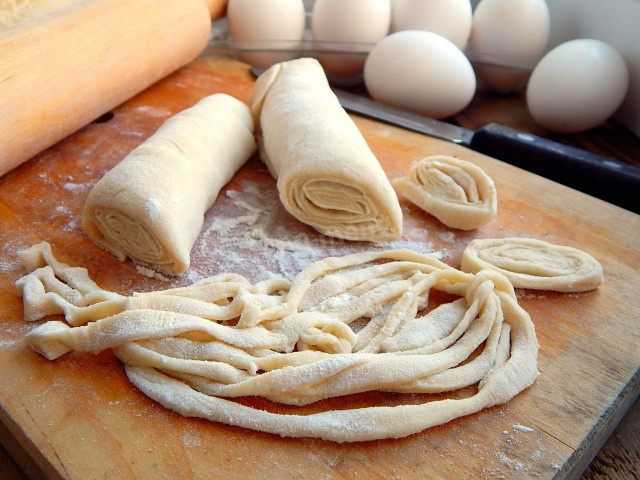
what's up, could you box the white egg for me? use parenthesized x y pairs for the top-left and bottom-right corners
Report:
(527, 39), (629, 133)
(467, 0), (550, 90)
(364, 30), (476, 119)
(391, 0), (472, 50)
(227, 0), (305, 68)
(312, 0), (391, 77)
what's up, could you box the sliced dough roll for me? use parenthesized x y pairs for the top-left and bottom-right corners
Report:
(83, 94), (256, 276)
(393, 155), (497, 230)
(251, 58), (402, 242)
(461, 237), (604, 292)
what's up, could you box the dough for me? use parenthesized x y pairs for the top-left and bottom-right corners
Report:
(393, 155), (497, 230)
(461, 237), (604, 292)
(17, 242), (539, 442)
(83, 94), (256, 275)
(251, 58), (403, 242)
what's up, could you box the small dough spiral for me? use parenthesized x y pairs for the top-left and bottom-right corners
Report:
(17, 242), (538, 443)
(461, 237), (604, 292)
(393, 155), (497, 230)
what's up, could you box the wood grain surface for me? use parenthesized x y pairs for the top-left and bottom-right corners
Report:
(582, 398), (640, 480)
(0, 55), (639, 480)
(451, 85), (640, 480)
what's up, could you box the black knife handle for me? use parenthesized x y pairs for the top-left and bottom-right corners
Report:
(470, 123), (640, 214)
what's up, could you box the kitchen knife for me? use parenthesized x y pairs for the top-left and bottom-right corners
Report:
(334, 88), (640, 214)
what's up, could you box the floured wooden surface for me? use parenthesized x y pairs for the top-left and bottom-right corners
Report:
(0, 55), (639, 479)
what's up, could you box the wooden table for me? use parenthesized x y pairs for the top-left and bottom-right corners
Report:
(0, 58), (638, 479)
(455, 87), (640, 480)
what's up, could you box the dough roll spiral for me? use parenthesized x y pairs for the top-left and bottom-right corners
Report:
(251, 58), (403, 242)
(83, 94), (256, 275)
(461, 237), (604, 292)
(393, 155), (497, 230)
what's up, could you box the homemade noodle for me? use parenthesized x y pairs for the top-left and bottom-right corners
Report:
(17, 242), (539, 442)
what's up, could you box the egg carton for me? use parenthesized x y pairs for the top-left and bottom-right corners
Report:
(204, 3), (538, 85)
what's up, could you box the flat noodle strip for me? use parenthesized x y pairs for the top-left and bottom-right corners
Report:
(17, 242), (539, 442)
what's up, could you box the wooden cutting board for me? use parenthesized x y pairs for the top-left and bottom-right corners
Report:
(0, 55), (638, 480)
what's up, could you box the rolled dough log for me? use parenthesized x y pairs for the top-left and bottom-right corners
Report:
(251, 58), (403, 242)
(83, 93), (256, 275)
(393, 155), (497, 230)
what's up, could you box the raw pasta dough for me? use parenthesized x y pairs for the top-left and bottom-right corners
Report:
(17, 242), (539, 443)
(251, 58), (403, 242)
(461, 237), (604, 292)
(83, 94), (256, 276)
(393, 155), (497, 230)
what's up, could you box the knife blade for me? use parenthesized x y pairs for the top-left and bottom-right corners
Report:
(334, 88), (640, 214)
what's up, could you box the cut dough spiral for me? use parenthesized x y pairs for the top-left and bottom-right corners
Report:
(393, 155), (497, 230)
(461, 237), (604, 292)
(251, 58), (403, 242)
(83, 94), (256, 276)
(17, 242), (539, 442)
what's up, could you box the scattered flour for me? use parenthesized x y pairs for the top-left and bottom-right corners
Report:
(62, 217), (81, 233)
(0, 323), (33, 350)
(63, 182), (90, 195)
(53, 205), (81, 232)
(135, 105), (171, 118)
(0, 338), (23, 349)
(136, 264), (170, 282)
(37, 171), (52, 184)
(185, 269), (204, 285)
(496, 453), (525, 472)
(513, 424), (535, 433)
(203, 213), (260, 235)
(190, 181), (447, 282)
(120, 130), (145, 138)
(563, 292), (590, 299)
(0, 237), (29, 274)
(438, 230), (456, 243)
(54, 205), (71, 215)
(180, 431), (202, 448)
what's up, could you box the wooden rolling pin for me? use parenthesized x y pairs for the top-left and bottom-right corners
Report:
(0, 0), (227, 177)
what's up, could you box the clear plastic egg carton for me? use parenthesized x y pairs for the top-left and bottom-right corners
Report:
(204, 0), (538, 86)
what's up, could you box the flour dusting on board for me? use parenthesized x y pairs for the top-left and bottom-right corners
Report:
(190, 181), (448, 282)
(134, 105), (171, 118)
(63, 182), (90, 195)
(513, 424), (535, 433)
(0, 237), (29, 274)
(53, 205), (82, 232)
